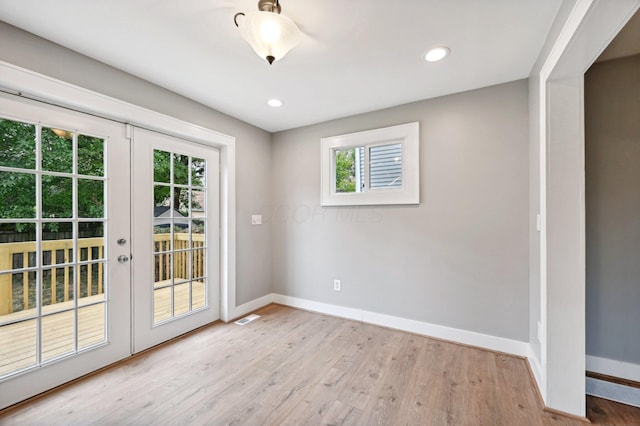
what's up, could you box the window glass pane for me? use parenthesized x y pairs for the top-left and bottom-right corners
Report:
(0, 319), (37, 376)
(0, 119), (36, 169)
(78, 303), (105, 349)
(42, 267), (74, 313)
(192, 249), (206, 279)
(78, 179), (104, 218)
(173, 251), (189, 284)
(173, 153), (189, 185)
(79, 263), (104, 305)
(192, 280), (206, 310)
(2, 271), (36, 317)
(154, 184), (171, 215)
(190, 189), (205, 217)
(191, 220), (205, 249)
(42, 222), (73, 266)
(154, 253), (172, 285)
(154, 222), (172, 252)
(79, 222), (105, 261)
(0, 222), (36, 271)
(153, 149), (171, 183)
(369, 143), (402, 189)
(176, 187), (190, 218)
(42, 175), (72, 218)
(0, 171), (36, 219)
(41, 311), (75, 362)
(334, 148), (357, 193)
(174, 281), (190, 316)
(153, 286), (172, 323)
(77, 135), (104, 176)
(42, 127), (73, 173)
(191, 157), (206, 187)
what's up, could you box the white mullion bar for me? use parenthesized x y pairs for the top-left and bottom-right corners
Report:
(103, 134), (109, 346)
(72, 131), (79, 354)
(35, 124), (42, 366)
(169, 152), (175, 318)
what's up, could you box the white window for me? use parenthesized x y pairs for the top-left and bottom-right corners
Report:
(321, 122), (419, 206)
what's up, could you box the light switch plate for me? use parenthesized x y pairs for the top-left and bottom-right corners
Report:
(251, 215), (262, 225)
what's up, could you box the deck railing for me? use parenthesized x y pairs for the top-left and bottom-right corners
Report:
(0, 233), (205, 316)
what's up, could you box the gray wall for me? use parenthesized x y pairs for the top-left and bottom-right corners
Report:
(0, 22), (272, 306)
(271, 80), (530, 341)
(585, 54), (640, 365)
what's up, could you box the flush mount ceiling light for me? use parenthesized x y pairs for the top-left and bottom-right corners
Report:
(425, 46), (450, 62)
(234, 0), (301, 65)
(267, 98), (283, 107)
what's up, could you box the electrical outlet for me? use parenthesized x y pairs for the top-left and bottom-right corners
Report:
(333, 279), (341, 292)
(251, 215), (262, 225)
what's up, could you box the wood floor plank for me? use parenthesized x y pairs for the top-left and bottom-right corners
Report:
(1, 304), (639, 425)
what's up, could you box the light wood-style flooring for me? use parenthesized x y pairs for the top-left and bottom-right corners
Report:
(1, 304), (639, 425)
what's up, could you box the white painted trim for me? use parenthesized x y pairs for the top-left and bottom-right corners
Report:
(0, 60), (237, 325)
(230, 294), (274, 322)
(528, 344), (544, 394)
(535, 0), (597, 407)
(320, 122), (420, 206)
(586, 377), (640, 408)
(587, 356), (640, 383)
(272, 294), (528, 357)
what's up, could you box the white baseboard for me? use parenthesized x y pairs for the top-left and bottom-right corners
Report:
(586, 355), (640, 383)
(271, 294), (528, 357)
(586, 377), (640, 408)
(527, 345), (546, 402)
(229, 293), (274, 321)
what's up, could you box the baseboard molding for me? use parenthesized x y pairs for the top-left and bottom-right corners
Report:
(586, 355), (640, 383)
(527, 345), (546, 403)
(229, 293), (274, 322)
(586, 376), (640, 408)
(271, 294), (528, 357)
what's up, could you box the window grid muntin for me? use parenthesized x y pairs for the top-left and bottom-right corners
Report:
(0, 117), (109, 381)
(152, 149), (207, 325)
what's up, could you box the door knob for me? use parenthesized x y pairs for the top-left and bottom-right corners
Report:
(118, 255), (129, 263)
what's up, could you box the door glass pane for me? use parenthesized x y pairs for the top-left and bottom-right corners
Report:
(0, 319), (37, 377)
(42, 175), (73, 218)
(173, 154), (189, 185)
(0, 171), (36, 218)
(41, 127), (73, 174)
(153, 150), (207, 324)
(0, 119), (36, 169)
(41, 311), (75, 362)
(78, 179), (104, 218)
(0, 116), (109, 378)
(77, 135), (104, 176)
(78, 303), (105, 349)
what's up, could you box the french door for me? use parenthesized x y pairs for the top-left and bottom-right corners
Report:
(131, 128), (219, 352)
(0, 93), (131, 409)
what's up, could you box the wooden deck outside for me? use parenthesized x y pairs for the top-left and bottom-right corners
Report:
(0, 280), (205, 377)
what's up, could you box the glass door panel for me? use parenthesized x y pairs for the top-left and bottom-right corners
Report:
(0, 92), (131, 410)
(132, 128), (219, 353)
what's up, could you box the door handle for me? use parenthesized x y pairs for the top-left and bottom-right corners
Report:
(118, 255), (130, 263)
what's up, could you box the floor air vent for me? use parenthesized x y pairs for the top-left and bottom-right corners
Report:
(235, 314), (260, 325)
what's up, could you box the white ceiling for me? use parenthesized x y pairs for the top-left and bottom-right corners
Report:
(0, 0), (562, 132)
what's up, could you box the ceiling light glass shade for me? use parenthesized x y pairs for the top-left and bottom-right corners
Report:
(238, 11), (301, 64)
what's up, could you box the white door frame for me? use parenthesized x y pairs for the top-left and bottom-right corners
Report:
(0, 61), (239, 323)
(534, 0), (640, 416)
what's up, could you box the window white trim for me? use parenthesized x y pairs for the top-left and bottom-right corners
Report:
(320, 122), (419, 206)
(0, 60), (237, 323)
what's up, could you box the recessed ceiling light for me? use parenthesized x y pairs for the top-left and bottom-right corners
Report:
(425, 47), (450, 62)
(268, 99), (283, 107)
